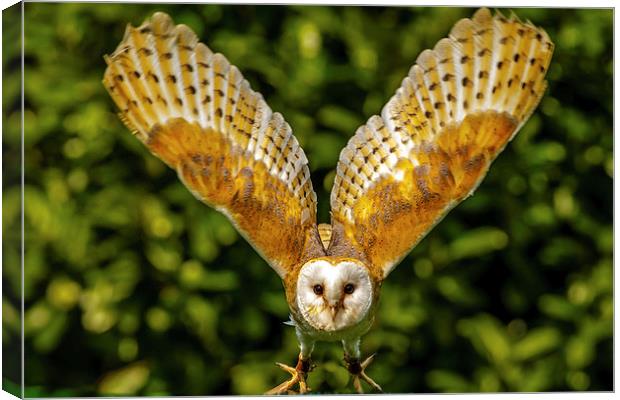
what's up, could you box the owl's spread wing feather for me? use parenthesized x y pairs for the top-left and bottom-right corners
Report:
(328, 8), (554, 279)
(103, 12), (324, 278)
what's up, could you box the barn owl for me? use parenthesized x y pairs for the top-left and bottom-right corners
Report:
(103, 8), (553, 394)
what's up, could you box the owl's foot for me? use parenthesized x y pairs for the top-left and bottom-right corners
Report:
(265, 356), (313, 395)
(345, 353), (383, 394)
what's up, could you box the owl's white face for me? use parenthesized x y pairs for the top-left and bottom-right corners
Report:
(296, 258), (373, 332)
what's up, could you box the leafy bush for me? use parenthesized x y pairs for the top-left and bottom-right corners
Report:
(3, 4), (612, 395)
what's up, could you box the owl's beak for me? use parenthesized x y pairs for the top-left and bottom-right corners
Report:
(328, 301), (342, 319)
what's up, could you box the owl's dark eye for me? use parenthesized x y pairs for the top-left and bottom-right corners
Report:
(313, 284), (324, 295)
(344, 283), (355, 294)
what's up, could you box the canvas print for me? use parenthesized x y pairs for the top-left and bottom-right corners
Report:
(2, 3), (613, 396)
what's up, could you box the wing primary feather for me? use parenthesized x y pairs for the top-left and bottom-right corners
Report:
(124, 29), (158, 128)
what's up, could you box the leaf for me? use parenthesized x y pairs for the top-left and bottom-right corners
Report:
(457, 314), (511, 365)
(98, 361), (150, 395)
(426, 369), (472, 392)
(449, 227), (508, 260)
(513, 327), (561, 361)
(565, 336), (594, 369)
(538, 294), (579, 321)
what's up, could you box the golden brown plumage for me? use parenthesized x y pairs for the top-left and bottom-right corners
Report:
(103, 12), (325, 279)
(329, 8), (554, 278)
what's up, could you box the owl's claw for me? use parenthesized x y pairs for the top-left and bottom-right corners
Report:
(346, 353), (383, 394)
(266, 357), (313, 395)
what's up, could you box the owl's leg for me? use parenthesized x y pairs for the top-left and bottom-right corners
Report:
(265, 332), (315, 395)
(342, 338), (383, 394)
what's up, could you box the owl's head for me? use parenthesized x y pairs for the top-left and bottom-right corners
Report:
(296, 257), (373, 332)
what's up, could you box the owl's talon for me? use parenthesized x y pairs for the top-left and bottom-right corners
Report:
(266, 357), (313, 395)
(346, 354), (383, 394)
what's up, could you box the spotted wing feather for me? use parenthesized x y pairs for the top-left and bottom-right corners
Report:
(329, 8), (554, 279)
(103, 12), (324, 278)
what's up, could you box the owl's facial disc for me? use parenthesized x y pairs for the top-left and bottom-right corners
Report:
(296, 258), (372, 332)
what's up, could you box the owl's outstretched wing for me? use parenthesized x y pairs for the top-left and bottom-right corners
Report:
(328, 8), (554, 279)
(103, 12), (324, 278)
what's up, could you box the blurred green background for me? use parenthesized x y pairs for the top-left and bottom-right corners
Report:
(2, 3), (612, 396)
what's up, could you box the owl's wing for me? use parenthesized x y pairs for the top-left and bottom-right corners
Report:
(103, 12), (324, 278)
(328, 8), (554, 279)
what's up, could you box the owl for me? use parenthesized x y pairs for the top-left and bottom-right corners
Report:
(103, 7), (553, 394)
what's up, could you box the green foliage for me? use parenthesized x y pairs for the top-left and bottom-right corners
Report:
(3, 4), (612, 395)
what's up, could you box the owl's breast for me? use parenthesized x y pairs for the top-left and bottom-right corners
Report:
(288, 301), (377, 342)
